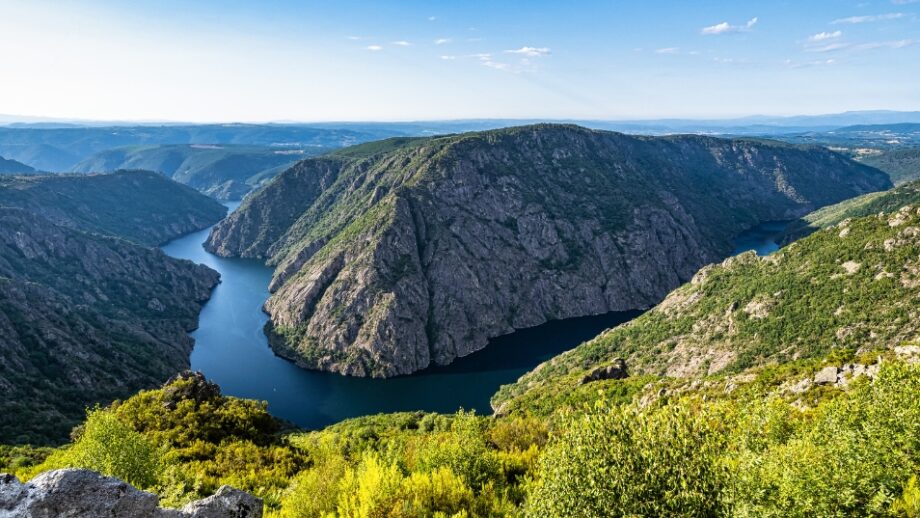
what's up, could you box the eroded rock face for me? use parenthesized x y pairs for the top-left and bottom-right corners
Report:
(206, 124), (891, 378)
(0, 469), (261, 518)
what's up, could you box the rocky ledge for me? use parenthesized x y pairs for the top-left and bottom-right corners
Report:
(0, 469), (261, 518)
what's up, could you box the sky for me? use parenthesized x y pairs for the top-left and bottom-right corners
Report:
(0, 0), (918, 122)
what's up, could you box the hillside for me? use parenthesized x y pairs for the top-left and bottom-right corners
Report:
(0, 170), (226, 246)
(205, 124), (889, 378)
(783, 179), (920, 242)
(0, 156), (34, 174)
(493, 202), (920, 414)
(0, 209), (219, 444)
(71, 144), (316, 200)
(858, 147), (920, 185)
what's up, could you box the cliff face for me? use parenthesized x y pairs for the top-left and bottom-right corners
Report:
(0, 170), (226, 246)
(0, 186), (222, 444)
(205, 124), (890, 378)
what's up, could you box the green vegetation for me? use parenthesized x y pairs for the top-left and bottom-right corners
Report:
(859, 147), (920, 185)
(71, 144), (322, 200)
(0, 170), (226, 245)
(494, 203), (920, 414)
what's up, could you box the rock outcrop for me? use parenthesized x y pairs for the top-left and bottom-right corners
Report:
(206, 124), (891, 378)
(580, 359), (629, 384)
(0, 469), (261, 518)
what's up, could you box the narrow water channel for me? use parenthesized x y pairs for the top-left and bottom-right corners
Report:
(162, 208), (786, 429)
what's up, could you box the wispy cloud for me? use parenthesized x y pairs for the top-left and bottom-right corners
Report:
(807, 38), (913, 53)
(504, 46), (551, 57)
(832, 12), (903, 24)
(391, 40), (411, 47)
(655, 47), (680, 54)
(346, 36), (363, 41)
(785, 58), (838, 69)
(701, 17), (758, 35)
(808, 30), (842, 42)
(891, 0), (918, 5)
(365, 45), (383, 52)
(439, 55), (456, 60)
(434, 38), (452, 45)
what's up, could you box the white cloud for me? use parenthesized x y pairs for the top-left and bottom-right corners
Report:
(701, 17), (758, 35)
(504, 46), (551, 57)
(428, 16), (437, 21)
(434, 38), (451, 45)
(365, 45), (383, 51)
(807, 38), (913, 53)
(808, 31), (842, 42)
(655, 47), (680, 54)
(391, 40), (411, 46)
(892, 0), (918, 5)
(346, 36), (362, 41)
(440, 55), (456, 60)
(832, 13), (903, 24)
(787, 58), (838, 69)
(482, 60), (509, 70)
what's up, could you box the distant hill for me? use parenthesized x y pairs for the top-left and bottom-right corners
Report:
(0, 124), (406, 172)
(71, 145), (317, 200)
(858, 147), (920, 185)
(205, 124), (890, 378)
(0, 170), (226, 246)
(0, 156), (34, 174)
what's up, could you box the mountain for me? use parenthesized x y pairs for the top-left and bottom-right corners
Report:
(0, 156), (34, 174)
(0, 124), (406, 172)
(70, 144), (315, 200)
(205, 124), (890, 378)
(0, 170), (226, 246)
(0, 209), (219, 444)
(493, 200), (920, 415)
(858, 147), (920, 185)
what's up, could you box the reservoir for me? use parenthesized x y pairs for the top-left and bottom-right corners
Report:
(162, 206), (785, 428)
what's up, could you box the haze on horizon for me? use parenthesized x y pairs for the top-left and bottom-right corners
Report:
(1, 0), (918, 123)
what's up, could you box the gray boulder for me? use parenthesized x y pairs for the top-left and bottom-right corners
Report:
(0, 469), (261, 518)
(814, 366), (839, 385)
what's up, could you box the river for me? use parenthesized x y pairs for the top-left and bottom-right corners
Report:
(162, 206), (787, 428)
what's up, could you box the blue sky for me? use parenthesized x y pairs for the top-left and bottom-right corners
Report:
(0, 0), (917, 122)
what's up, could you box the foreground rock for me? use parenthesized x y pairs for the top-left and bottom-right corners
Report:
(0, 469), (261, 518)
(206, 124), (890, 378)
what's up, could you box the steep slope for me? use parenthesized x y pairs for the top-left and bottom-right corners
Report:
(206, 124), (890, 378)
(71, 145), (314, 200)
(0, 156), (35, 174)
(0, 209), (219, 444)
(859, 147), (920, 185)
(0, 170), (226, 246)
(493, 203), (920, 413)
(783, 179), (920, 241)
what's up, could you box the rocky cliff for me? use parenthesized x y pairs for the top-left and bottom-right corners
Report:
(0, 208), (219, 444)
(0, 170), (226, 246)
(205, 124), (890, 377)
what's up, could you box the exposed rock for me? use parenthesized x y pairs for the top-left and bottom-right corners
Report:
(0, 469), (261, 518)
(579, 358), (629, 384)
(841, 261), (862, 275)
(814, 366), (839, 385)
(207, 125), (890, 378)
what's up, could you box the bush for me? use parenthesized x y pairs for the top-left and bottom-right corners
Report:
(525, 401), (727, 517)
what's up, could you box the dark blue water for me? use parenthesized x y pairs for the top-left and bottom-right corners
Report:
(731, 220), (789, 256)
(162, 208), (785, 429)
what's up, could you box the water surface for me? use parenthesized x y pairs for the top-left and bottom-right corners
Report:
(162, 209), (784, 429)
